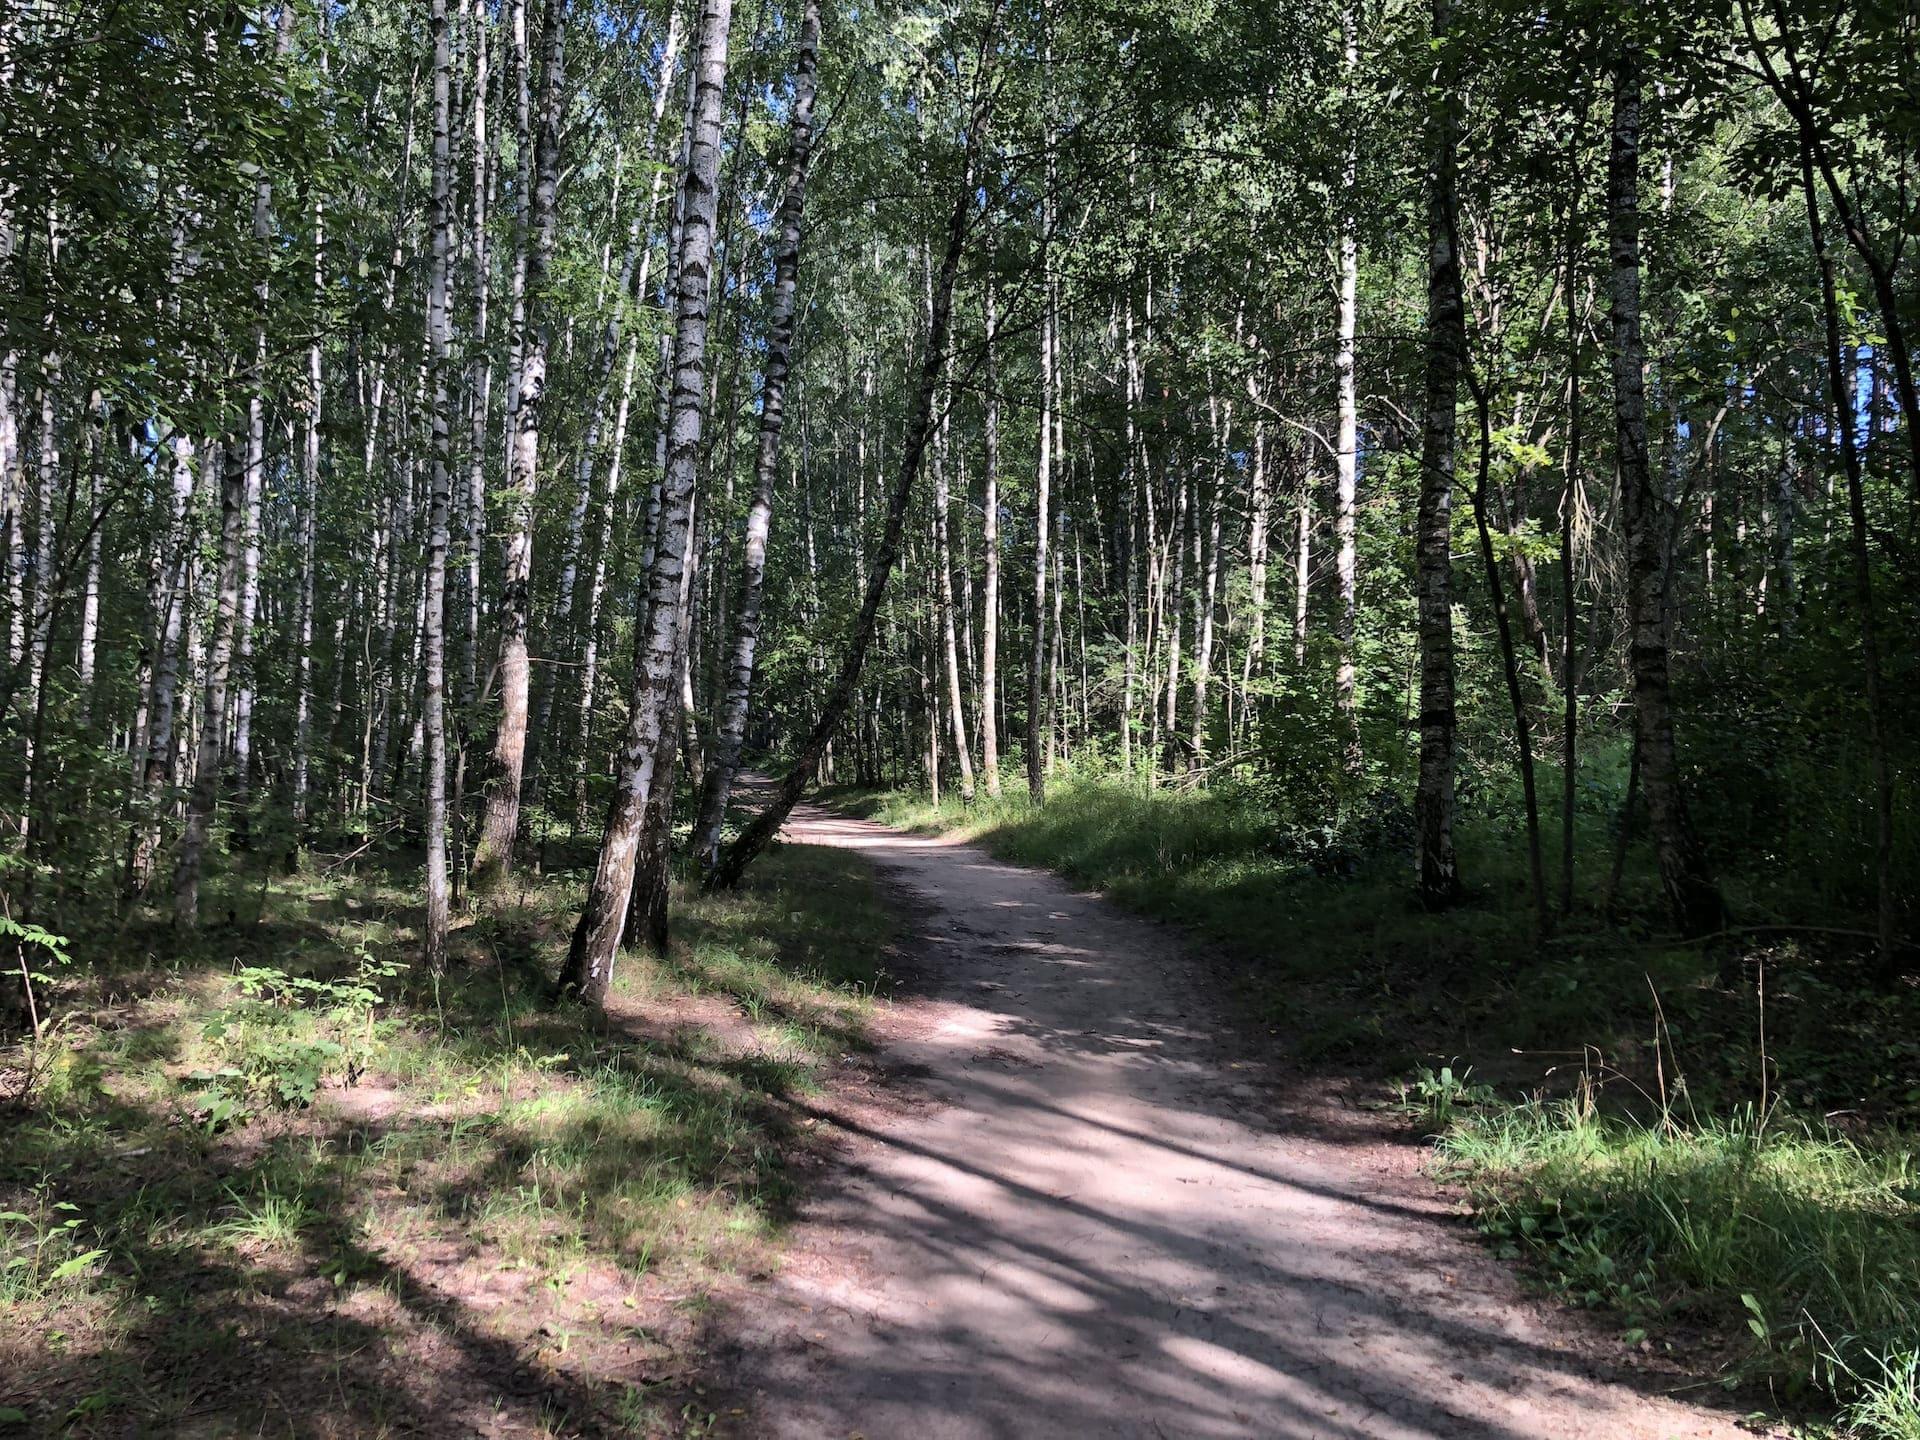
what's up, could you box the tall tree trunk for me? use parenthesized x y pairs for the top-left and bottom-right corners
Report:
(1028, 145), (1055, 806)
(292, 189), (323, 844)
(501, 0), (532, 440)
(980, 267), (1002, 797)
(173, 443), (246, 926)
(75, 394), (102, 724)
(572, 334), (642, 828)
(1558, 152), (1583, 915)
(1605, 46), (1722, 938)
(473, 0), (566, 891)
(23, 329), (58, 827)
(1413, 0), (1461, 908)
(1242, 397), (1272, 694)
(453, 0), (495, 896)
(1161, 467), (1186, 771)
(1333, 1), (1361, 770)
(130, 434), (198, 893)
(559, 0), (734, 1006)
(693, 0), (821, 865)
(626, 512), (698, 955)
(1047, 495), (1065, 771)
(230, 9), (293, 825)
(1190, 411), (1224, 768)
(1468, 375), (1550, 934)
(1119, 297), (1144, 775)
(935, 348), (975, 802)
(1293, 469), (1310, 667)
(422, 0), (456, 972)
(461, 0), (491, 716)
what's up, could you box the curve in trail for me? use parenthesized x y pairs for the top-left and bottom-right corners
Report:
(716, 799), (1759, 1440)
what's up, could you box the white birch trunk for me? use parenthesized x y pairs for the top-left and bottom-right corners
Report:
(980, 272), (1002, 797)
(1028, 190), (1054, 803)
(173, 443), (246, 926)
(1333, 0), (1361, 765)
(692, 0), (821, 864)
(473, 0), (566, 888)
(561, 0), (734, 1006)
(424, 0), (455, 970)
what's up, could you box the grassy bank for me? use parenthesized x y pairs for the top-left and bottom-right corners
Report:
(839, 771), (1920, 1434)
(1437, 1101), (1920, 1435)
(0, 843), (895, 1437)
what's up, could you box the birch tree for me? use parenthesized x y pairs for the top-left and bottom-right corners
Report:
(473, 0), (567, 892)
(1604, 43), (1722, 938)
(693, 0), (823, 867)
(560, 0), (736, 1006)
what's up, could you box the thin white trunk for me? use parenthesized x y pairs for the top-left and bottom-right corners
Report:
(693, 0), (821, 863)
(1293, 478), (1310, 666)
(173, 443), (246, 926)
(292, 191), (323, 831)
(1334, 1), (1361, 761)
(462, 0), (492, 710)
(75, 394), (103, 720)
(980, 270), (1002, 796)
(424, 0), (455, 970)
(1028, 191), (1054, 802)
(474, 0), (566, 888)
(230, 5), (294, 807)
(572, 333), (642, 825)
(935, 356), (974, 801)
(1243, 384), (1272, 688)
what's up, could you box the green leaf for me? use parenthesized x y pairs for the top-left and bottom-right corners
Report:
(50, 1249), (107, 1281)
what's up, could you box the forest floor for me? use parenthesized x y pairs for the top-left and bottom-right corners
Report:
(4, 781), (1905, 1437)
(0, 838), (903, 1438)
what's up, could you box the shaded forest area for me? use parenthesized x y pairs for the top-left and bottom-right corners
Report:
(1, 0), (1917, 1432)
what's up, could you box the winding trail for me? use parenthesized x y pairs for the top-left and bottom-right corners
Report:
(715, 798), (1759, 1440)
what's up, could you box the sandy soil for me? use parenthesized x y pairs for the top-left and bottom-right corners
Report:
(707, 801), (1768, 1440)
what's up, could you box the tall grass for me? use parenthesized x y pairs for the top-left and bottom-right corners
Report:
(1440, 1102), (1920, 1435)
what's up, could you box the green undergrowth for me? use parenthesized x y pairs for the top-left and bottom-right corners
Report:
(838, 769), (1920, 1433)
(0, 842), (893, 1437)
(1438, 1101), (1920, 1436)
(837, 773), (1920, 1114)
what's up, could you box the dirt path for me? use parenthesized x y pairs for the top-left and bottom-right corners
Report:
(712, 800), (1761, 1440)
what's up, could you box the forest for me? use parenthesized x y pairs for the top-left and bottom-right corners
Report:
(1, 0), (1916, 1434)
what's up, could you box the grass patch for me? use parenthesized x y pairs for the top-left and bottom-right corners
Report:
(1439, 1101), (1920, 1435)
(0, 841), (894, 1437)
